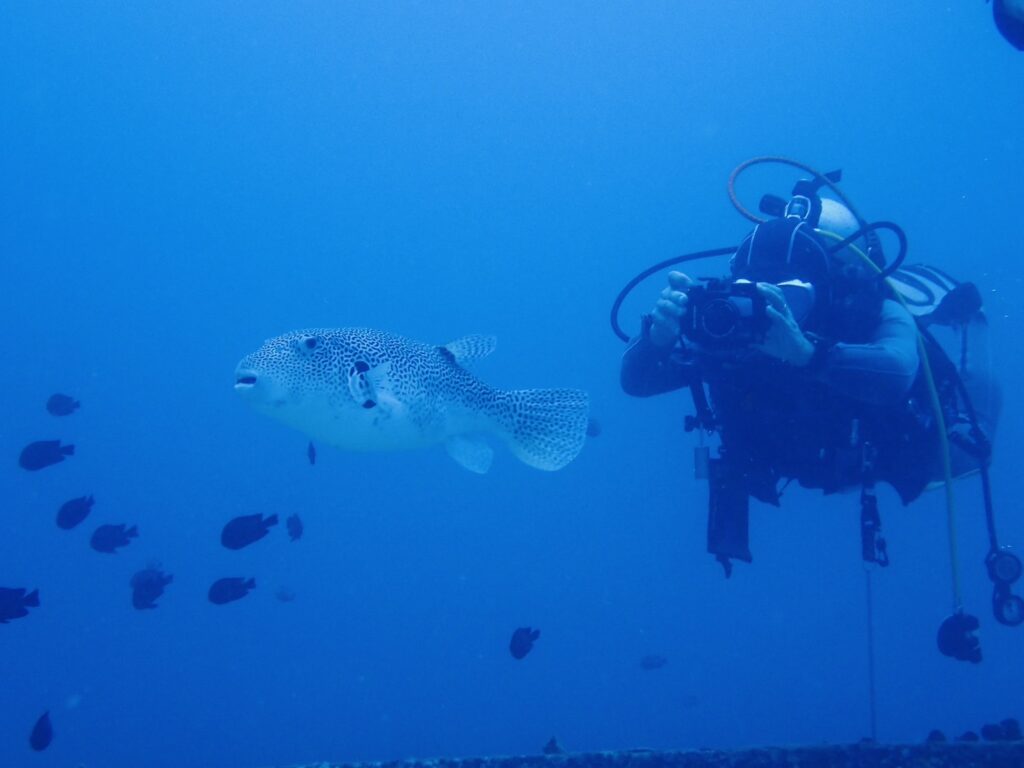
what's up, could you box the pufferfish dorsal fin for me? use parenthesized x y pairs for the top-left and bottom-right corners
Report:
(441, 335), (497, 365)
(347, 360), (397, 413)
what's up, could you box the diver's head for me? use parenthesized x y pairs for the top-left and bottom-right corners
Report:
(728, 218), (828, 327)
(729, 201), (887, 334)
(730, 217), (830, 287)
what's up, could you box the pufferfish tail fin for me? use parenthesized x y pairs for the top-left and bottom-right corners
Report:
(493, 388), (589, 471)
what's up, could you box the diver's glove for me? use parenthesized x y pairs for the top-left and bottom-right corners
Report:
(753, 283), (815, 366)
(648, 271), (694, 348)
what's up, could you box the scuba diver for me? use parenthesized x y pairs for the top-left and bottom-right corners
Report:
(613, 158), (1022, 663)
(992, 0), (1024, 50)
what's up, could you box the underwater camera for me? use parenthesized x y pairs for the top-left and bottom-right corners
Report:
(681, 278), (770, 349)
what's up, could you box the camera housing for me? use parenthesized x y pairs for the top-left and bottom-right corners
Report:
(682, 279), (771, 349)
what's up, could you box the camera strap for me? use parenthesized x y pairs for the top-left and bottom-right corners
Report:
(859, 440), (889, 567)
(684, 370), (716, 433)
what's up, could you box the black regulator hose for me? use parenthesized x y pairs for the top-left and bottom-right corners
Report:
(727, 156), (869, 227)
(610, 246), (735, 342)
(825, 220), (908, 279)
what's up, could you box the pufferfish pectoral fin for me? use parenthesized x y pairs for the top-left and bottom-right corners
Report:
(444, 435), (494, 474)
(347, 360), (398, 413)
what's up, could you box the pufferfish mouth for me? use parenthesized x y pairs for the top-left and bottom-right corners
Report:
(234, 373), (258, 389)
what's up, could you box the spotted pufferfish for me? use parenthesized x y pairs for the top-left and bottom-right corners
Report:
(234, 328), (589, 473)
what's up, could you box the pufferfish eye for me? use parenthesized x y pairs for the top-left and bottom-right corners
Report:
(297, 335), (320, 354)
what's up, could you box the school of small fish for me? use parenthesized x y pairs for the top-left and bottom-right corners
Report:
(11, 393), (293, 751)
(10, 332), (600, 753)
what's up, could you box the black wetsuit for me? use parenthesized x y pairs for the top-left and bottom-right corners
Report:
(621, 299), (923, 500)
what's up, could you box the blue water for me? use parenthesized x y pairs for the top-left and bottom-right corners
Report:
(2, 2), (1023, 766)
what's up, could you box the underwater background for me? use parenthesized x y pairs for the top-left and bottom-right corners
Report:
(1, 2), (1022, 766)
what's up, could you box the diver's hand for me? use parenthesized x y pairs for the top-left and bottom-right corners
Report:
(648, 271), (694, 348)
(753, 283), (814, 366)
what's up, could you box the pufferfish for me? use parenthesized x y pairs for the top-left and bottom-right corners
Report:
(234, 328), (589, 473)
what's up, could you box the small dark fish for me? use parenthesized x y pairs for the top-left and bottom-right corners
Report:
(208, 577), (256, 605)
(994, 0), (1024, 52)
(307, 441), (316, 465)
(680, 693), (700, 709)
(542, 737), (565, 755)
(29, 711), (52, 751)
(639, 654), (668, 671)
(286, 514), (303, 542)
(130, 568), (173, 610)
(90, 524), (138, 553)
(18, 440), (74, 471)
(57, 495), (94, 530)
(509, 626), (540, 660)
(46, 393), (80, 416)
(586, 417), (602, 438)
(981, 723), (1004, 742)
(221, 513), (278, 550)
(275, 587), (296, 603)
(0, 587), (40, 624)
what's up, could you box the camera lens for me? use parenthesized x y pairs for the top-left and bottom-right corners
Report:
(701, 298), (740, 339)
